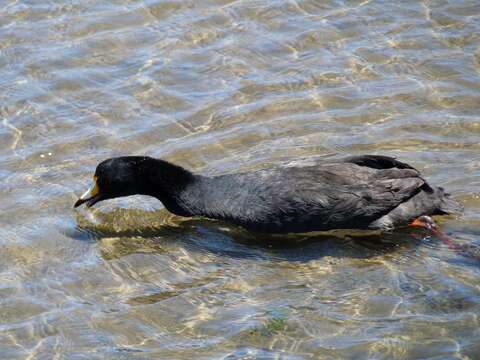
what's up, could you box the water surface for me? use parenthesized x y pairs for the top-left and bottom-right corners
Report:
(1, 0), (480, 358)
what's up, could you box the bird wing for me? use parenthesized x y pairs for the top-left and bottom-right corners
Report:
(235, 163), (426, 232)
(201, 161), (427, 233)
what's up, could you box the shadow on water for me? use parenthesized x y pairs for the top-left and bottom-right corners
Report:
(68, 208), (426, 262)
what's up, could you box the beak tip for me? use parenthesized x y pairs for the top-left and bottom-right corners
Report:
(75, 178), (100, 208)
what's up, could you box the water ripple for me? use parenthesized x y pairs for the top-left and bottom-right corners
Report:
(0, 0), (479, 358)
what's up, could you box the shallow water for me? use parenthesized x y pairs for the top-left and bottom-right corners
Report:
(1, 0), (480, 358)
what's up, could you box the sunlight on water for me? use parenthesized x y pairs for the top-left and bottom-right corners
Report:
(0, 0), (479, 358)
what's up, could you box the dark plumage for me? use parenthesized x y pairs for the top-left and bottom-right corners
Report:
(74, 155), (462, 233)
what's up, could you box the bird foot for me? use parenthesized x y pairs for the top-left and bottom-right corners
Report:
(408, 216), (479, 261)
(408, 215), (438, 231)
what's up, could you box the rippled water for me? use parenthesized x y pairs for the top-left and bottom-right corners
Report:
(1, 0), (480, 358)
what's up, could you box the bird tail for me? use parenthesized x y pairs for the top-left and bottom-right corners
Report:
(436, 187), (463, 215)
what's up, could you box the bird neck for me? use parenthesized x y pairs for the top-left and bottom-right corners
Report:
(143, 159), (202, 217)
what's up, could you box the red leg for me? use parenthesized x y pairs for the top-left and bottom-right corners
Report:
(409, 216), (479, 261)
(409, 216), (457, 250)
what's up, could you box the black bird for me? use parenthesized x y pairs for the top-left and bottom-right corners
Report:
(74, 155), (462, 233)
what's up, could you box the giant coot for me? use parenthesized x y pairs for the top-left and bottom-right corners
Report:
(74, 155), (462, 233)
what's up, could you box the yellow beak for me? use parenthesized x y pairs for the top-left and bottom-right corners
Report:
(74, 177), (100, 208)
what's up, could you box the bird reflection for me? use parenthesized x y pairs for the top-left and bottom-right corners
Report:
(72, 208), (422, 262)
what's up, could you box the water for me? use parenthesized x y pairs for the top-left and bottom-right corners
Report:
(1, 0), (479, 358)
